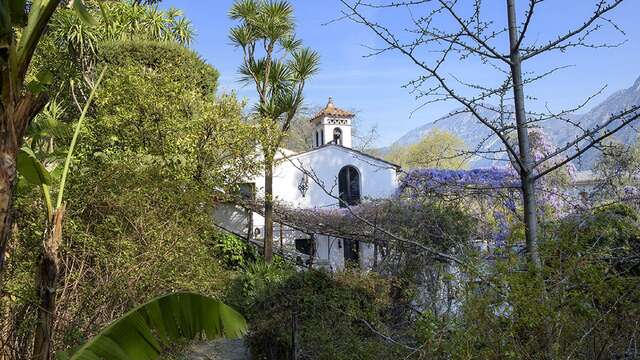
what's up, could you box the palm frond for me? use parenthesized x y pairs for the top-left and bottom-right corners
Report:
(229, 0), (259, 20)
(279, 34), (302, 52)
(229, 24), (256, 48)
(263, 0), (293, 22)
(289, 47), (320, 81)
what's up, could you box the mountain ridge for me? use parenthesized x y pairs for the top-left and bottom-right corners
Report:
(388, 75), (640, 169)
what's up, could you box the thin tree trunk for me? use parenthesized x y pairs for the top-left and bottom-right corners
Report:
(0, 93), (48, 278)
(290, 304), (298, 360)
(0, 156), (16, 280)
(506, 2), (553, 357)
(0, 108), (19, 281)
(264, 156), (274, 263)
(506, 0), (541, 270)
(32, 205), (65, 360)
(0, 150), (15, 358)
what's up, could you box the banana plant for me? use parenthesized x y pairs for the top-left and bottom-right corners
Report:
(17, 67), (105, 220)
(58, 292), (248, 360)
(17, 67), (106, 360)
(0, 0), (99, 280)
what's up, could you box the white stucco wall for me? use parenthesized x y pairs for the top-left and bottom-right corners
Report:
(216, 144), (398, 271)
(252, 144), (399, 208)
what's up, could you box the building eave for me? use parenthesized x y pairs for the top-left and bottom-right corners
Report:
(281, 143), (401, 170)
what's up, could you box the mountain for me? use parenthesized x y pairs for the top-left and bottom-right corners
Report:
(389, 76), (640, 169)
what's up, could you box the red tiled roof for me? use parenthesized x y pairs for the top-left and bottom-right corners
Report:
(310, 97), (355, 122)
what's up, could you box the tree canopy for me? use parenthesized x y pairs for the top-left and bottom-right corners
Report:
(386, 129), (469, 169)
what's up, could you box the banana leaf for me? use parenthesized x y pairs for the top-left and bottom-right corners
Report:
(17, 146), (51, 186)
(65, 292), (248, 360)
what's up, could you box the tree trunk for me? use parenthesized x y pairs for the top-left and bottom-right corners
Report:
(32, 205), (65, 360)
(506, 0), (542, 270)
(264, 156), (274, 263)
(0, 108), (19, 281)
(0, 151), (16, 280)
(0, 92), (48, 278)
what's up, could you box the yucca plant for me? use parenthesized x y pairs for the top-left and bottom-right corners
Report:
(58, 292), (248, 360)
(229, 0), (320, 263)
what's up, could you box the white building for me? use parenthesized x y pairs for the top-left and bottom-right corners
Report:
(214, 98), (400, 271)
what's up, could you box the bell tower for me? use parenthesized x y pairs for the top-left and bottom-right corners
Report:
(310, 97), (355, 149)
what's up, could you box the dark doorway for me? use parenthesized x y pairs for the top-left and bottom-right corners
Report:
(343, 239), (359, 267)
(338, 166), (360, 207)
(295, 238), (313, 256)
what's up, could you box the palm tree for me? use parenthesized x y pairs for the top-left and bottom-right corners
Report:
(229, 0), (319, 263)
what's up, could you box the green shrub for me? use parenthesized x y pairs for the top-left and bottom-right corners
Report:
(411, 204), (640, 359)
(7, 159), (239, 355)
(227, 265), (408, 360)
(212, 232), (257, 270)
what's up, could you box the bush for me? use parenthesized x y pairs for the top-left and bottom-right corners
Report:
(212, 232), (256, 270)
(410, 204), (640, 359)
(226, 264), (408, 360)
(6, 159), (237, 356)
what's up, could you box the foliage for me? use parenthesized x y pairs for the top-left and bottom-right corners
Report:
(64, 292), (247, 360)
(267, 196), (475, 257)
(50, 1), (193, 57)
(410, 204), (640, 359)
(30, 0), (195, 129)
(87, 40), (257, 187)
(6, 13), (256, 357)
(0, 0), (97, 304)
(229, 0), (320, 131)
(213, 233), (257, 270)
(594, 139), (640, 203)
(226, 264), (406, 360)
(8, 158), (237, 355)
(386, 129), (469, 169)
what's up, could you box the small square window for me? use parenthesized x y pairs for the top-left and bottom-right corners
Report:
(238, 183), (255, 200)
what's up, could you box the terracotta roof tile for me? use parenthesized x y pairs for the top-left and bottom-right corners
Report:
(310, 97), (355, 122)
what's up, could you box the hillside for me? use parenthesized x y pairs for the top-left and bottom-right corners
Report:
(390, 76), (640, 168)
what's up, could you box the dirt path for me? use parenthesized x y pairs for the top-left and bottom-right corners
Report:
(186, 338), (250, 360)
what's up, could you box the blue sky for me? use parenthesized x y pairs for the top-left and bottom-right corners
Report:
(160, 0), (640, 146)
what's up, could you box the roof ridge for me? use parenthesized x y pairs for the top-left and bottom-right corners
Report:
(285, 143), (400, 169)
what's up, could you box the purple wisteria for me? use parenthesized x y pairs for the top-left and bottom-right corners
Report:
(397, 167), (519, 196)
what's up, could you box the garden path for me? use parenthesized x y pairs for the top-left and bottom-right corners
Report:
(187, 338), (250, 360)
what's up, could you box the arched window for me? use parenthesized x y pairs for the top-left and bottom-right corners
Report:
(338, 166), (360, 207)
(315, 130), (319, 147)
(333, 128), (342, 145)
(320, 129), (324, 145)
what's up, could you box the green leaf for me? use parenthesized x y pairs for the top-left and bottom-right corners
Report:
(71, 0), (97, 26)
(17, 146), (51, 186)
(36, 69), (53, 85)
(26, 80), (46, 94)
(16, 0), (60, 71)
(69, 292), (247, 360)
(0, 0), (26, 35)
